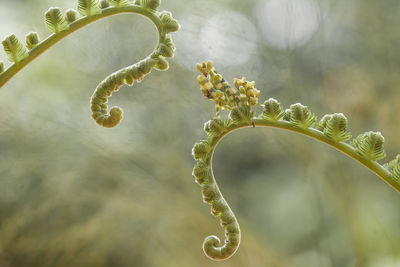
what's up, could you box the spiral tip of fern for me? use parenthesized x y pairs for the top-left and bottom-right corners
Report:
(94, 106), (123, 128)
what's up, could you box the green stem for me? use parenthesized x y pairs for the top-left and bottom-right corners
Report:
(198, 118), (399, 260)
(0, 6), (161, 88)
(213, 119), (400, 193)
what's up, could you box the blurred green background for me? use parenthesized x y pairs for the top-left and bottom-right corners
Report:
(0, 0), (400, 266)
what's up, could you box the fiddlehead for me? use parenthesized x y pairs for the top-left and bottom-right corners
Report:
(192, 61), (400, 261)
(0, 0), (179, 128)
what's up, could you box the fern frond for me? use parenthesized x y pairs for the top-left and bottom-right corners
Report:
(109, 0), (130, 7)
(78, 0), (101, 16)
(230, 105), (253, 125)
(192, 161), (211, 185)
(140, 0), (160, 10)
(154, 56), (169, 71)
(45, 7), (70, 34)
(316, 114), (332, 131)
(192, 141), (210, 161)
(99, 0), (110, 8)
(261, 98), (284, 122)
(65, 8), (79, 24)
(323, 113), (351, 142)
(192, 61), (400, 261)
(283, 108), (291, 121)
(159, 11), (180, 33)
(385, 155), (400, 181)
(2, 34), (28, 63)
(0, 62), (4, 74)
(25, 32), (40, 50)
(157, 35), (175, 58)
(352, 131), (386, 161)
(289, 103), (317, 129)
(204, 118), (229, 137)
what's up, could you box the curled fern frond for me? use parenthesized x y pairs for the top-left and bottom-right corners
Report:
(192, 61), (400, 261)
(140, 0), (161, 10)
(0, 1), (179, 127)
(385, 155), (400, 182)
(78, 0), (101, 16)
(159, 11), (180, 34)
(0, 62), (4, 74)
(45, 7), (70, 34)
(352, 131), (386, 161)
(322, 113), (351, 142)
(65, 8), (79, 24)
(109, 0), (130, 7)
(25, 32), (40, 50)
(2, 34), (28, 64)
(90, 57), (158, 127)
(290, 103), (317, 130)
(99, 0), (110, 9)
(261, 98), (284, 122)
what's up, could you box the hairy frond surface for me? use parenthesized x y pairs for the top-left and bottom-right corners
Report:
(261, 98), (284, 122)
(322, 113), (351, 142)
(289, 103), (317, 129)
(385, 155), (400, 181)
(109, 0), (130, 7)
(78, 0), (101, 16)
(65, 9), (79, 23)
(2, 34), (28, 63)
(352, 131), (386, 161)
(25, 32), (40, 50)
(45, 7), (70, 34)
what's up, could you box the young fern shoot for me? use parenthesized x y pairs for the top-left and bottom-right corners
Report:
(192, 61), (400, 261)
(0, 0), (179, 128)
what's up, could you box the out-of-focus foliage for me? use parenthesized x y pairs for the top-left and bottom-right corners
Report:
(0, 0), (399, 266)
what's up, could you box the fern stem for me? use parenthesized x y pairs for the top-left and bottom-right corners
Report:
(199, 118), (399, 260)
(0, 6), (161, 88)
(214, 119), (400, 192)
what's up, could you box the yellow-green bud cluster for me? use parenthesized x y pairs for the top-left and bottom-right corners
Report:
(233, 77), (260, 107)
(196, 61), (260, 116)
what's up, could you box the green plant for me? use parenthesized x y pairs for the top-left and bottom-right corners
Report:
(192, 61), (400, 260)
(1, 0), (399, 263)
(0, 0), (179, 127)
